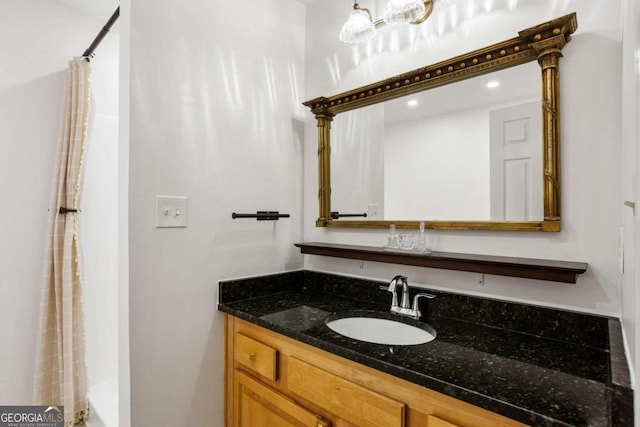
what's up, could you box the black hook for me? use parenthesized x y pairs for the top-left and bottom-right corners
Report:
(59, 207), (79, 214)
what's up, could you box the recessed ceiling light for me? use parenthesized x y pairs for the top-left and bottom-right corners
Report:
(407, 99), (418, 107)
(487, 81), (500, 89)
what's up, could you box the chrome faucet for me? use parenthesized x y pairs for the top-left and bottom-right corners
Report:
(381, 275), (435, 319)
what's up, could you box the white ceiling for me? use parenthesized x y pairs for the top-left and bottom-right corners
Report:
(61, 0), (317, 20)
(54, 0), (119, 22)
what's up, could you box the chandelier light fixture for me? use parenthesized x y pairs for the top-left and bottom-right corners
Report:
(339, 0), (434, 44)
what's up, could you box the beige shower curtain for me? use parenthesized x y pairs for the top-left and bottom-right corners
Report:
(33, 57), (92, 427)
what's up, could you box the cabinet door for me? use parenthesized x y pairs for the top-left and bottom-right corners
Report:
(234, 370), (330, 427)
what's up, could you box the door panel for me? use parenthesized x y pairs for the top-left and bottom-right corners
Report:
(490, 101), (542, 221)
(234, 370), (330, 427)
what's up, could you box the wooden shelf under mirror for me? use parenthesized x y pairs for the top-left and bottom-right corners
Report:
(295, 242), (587, 284)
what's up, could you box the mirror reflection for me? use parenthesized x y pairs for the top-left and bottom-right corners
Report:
(331, 62), (542, 222)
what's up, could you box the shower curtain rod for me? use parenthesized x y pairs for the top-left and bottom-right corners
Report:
(82, 6), (120, 58)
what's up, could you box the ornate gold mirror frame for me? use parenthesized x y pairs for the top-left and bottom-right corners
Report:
(304, 13), (577, 232)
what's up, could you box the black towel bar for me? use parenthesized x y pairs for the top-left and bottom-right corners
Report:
(232, 211), (290, 221)
(330, 211), (367, 219)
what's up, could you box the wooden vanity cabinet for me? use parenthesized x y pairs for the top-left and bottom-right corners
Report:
(224, 315), (529, 427)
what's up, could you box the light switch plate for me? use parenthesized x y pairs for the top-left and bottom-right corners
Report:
(156, 196), (188, 228)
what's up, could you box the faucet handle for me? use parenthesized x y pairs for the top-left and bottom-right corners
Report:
(388, 275), (406, 288)
(411, 293), (436, 319)
(381, 276), (403, 308)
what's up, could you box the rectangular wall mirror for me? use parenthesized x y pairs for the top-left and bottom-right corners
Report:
(304, 13), (578, 232)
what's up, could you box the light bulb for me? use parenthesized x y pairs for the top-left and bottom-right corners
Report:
(383, 0), (426, 25)
(340, 7), (376, 44)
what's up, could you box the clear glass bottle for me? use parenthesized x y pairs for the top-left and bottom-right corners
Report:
(387, 224), (399, 249)
(416, 221), (430, 253)
(399, 233), (415, 251)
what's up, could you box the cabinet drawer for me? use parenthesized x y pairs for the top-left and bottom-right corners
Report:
(234, 333), (278, 381)
(427, 415), (461, 427)
(287, 357), (405, 427)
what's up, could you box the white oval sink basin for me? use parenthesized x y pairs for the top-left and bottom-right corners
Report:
(326, 313), (436, 346)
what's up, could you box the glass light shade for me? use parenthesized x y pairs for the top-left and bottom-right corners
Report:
(383, 0), (426, 25)
(339, 8), (376, 44)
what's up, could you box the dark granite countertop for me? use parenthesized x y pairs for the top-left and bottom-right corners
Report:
(218, 270), (633, 427)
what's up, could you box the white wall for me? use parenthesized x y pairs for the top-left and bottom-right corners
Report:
(384, 106), (490, 220)
(332, 104), (385, 219)
(0, 0), (119, 406)
(80, 16), (120, 426)
(128, 1), (306, 425)
(118, 1), (132, 425)
(303, 0), (623, 315)
(620, 0), (640, 416)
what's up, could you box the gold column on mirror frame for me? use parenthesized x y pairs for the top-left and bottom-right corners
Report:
(533, 36), (566, 228)
(315, 113), (333, 226)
